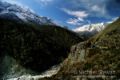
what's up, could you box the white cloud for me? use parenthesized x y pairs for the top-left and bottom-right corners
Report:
(67, 18), (80, 25)
(62, 8), (88, 25)
(1, 0), (17, 4)
(63, 8), (88, 19)
(91, 5), (103, 12)
(91, 5), (106, 16)
(35, 0), (54, 6)
(67, 17), (86, 25)
(69, 0), (110, 18)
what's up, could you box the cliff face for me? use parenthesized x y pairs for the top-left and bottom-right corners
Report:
(65, 42), (87, 65)
(43, 18), (120, 80)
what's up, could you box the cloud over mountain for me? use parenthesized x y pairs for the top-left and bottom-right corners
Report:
(62, 8), (88, 25)
(61, 0), (120, 26)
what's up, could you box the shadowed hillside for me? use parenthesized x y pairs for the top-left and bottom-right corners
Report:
(0, 18), (83, 76)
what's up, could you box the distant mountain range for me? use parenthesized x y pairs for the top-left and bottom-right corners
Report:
(0, 1), (54, 25)
(73, 22), (112, 40)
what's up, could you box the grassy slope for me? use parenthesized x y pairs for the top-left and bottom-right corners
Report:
(93, 18), (120, 43)
(43, 18), (120, 80)
(0, 18), (83, 73)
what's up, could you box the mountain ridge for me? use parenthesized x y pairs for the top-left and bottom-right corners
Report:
(73, 22), (112, 40)
(0, 1), (54, 25)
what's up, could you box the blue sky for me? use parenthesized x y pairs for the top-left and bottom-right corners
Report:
(2, 0), (120, 29)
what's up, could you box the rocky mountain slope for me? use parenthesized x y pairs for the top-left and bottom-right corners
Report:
(0, 1), (54, 25)
(43, 18), (120, 80)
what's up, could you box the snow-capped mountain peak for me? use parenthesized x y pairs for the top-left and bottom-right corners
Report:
(72, 22), (112, 40)
(73, 22), (106, 32)
(0, 1), (54, 25)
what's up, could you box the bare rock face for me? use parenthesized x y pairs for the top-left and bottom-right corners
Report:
(45, 18), (120, 80)
(66, 42), (87, 64)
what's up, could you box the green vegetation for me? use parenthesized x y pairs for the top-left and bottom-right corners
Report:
(41, 18), (120, 80)
(0, 18), (83, 73)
